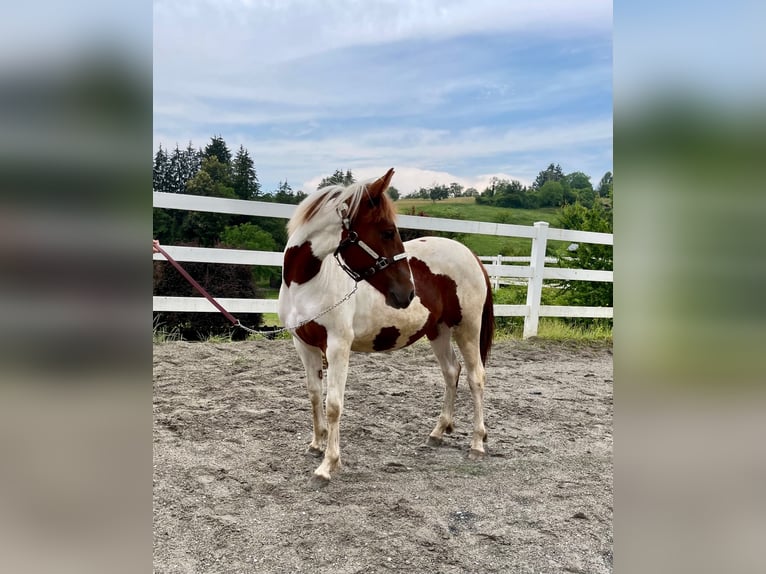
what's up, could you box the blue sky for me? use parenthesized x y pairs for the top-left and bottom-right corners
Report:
(153, 0), (613, 195)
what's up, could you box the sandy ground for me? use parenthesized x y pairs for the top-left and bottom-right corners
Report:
(153, 338), (613, 573)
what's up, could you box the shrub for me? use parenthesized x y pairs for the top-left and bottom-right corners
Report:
(153, 245), (263, 340)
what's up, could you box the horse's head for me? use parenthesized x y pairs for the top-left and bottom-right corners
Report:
(334, 168), (415, 309)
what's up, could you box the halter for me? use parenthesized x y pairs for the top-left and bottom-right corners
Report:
(333, 204), (408, 283)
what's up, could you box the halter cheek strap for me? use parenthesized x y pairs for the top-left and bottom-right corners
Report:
(333, 204), (408, 283)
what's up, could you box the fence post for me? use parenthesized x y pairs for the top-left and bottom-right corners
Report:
(492, 254), (501, 290)
(523, 221), (549, 338)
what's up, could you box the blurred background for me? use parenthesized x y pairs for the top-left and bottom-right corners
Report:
(0, 2), (151, 573)
(615, 1), (766, 573)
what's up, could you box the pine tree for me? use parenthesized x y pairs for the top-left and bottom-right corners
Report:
(232, 145), (260, 200)
(318, 169), (355, 189)
(204, 135), (232, 165)
(274, 180), (294, 203)
(152, 145), (169, 192)
(179, 142), (201, 185)
(166, 145), (182, 194)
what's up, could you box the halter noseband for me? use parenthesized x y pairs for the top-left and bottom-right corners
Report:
(333, 204), (408, 283)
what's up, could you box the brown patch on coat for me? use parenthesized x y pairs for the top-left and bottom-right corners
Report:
(283, 241), (322, 286)
(372, 326), (401, 351)
(406, 257), (462, 345)
(295, 321), (328, 352)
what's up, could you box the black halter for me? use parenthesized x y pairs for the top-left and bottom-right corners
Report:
(333, 204), (408, 283)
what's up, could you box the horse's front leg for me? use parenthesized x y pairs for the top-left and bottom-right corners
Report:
(293, 338), (327, 455)
(311, 338), (351, 487)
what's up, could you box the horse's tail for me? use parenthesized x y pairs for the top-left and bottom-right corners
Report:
(478, 257), (495, 366)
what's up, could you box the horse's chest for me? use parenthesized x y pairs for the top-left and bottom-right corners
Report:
(351, 299), (430, 352)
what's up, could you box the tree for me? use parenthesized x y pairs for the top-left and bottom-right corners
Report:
(318, 169), (355, 189)
(153, 145), (169, 192)
(429, 184), (449, 202)
(387, 186), (400, 201)
(565, 171), (593, 192)
(577, 187), (597, 208)
(448, 182), (464, 198)
(232, 145), (260, 200)
(492, 179), (532, 208)
(203, 135), (232, 165)
(221, 222), (279, 283)
(182, 157), (237, 246)
(597, 171), (613, 198)
(272, 181), (306, 204)
(165, 145), (181, 194)
(532, 163), (564, 190)
(537, 180), (565, 207)
(179, 142), (201, 184)
(482, 177), (501, 198)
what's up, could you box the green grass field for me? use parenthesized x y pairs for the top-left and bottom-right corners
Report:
(395, 197), (564, 256)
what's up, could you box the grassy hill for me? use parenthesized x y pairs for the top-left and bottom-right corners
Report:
(394, 197), (564, 256)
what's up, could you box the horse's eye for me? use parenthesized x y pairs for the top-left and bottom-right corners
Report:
(381, 229), (396, 241)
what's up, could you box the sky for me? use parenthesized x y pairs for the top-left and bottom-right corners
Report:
(153, 0), (613, 196)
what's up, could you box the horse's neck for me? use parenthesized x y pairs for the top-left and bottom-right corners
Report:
(287, 221), (341, 262)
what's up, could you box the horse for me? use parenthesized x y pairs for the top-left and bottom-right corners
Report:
(278, 168), (494, 487)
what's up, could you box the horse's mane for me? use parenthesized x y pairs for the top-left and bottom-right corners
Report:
(287, 178), (397, 237)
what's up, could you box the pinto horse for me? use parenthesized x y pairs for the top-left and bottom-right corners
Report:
(278, 168), (494, 486)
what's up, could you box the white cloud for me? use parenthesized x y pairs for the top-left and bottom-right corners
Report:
(155, 0), (612, 68)
(153, 0), (613, 193)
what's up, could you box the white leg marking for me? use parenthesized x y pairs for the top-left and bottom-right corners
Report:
(313, 340), (351, 482)
(293, 338), (327, 454)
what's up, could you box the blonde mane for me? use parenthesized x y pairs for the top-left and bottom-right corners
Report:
(287, 178), (397, 237)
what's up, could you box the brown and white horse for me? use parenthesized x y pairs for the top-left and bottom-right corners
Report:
(278, 168), (494, 486)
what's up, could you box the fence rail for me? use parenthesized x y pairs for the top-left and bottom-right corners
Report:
(153, 192), (613, 337)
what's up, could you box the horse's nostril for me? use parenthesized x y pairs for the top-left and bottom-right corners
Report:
(408, 290), (415, 302)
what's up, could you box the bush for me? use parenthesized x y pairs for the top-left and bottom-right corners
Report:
(153, 247), (263, 340)
(552, 201), (613, 327)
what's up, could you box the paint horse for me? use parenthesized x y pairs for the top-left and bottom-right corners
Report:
(278, 168), (494, 486)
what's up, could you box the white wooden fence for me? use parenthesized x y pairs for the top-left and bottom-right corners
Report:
(153, 192), (613, 338)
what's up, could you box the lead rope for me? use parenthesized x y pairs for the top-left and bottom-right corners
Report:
(154, 243), (357, 338)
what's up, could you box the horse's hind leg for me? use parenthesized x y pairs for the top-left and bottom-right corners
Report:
(427, 324), (462, 447)
(293, 338), (327, 456)
(454, 326), (488, 460)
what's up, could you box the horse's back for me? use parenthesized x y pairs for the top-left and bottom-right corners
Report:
(404, 236), (487, 294)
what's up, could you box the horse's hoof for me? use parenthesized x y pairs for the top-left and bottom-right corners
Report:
(426, 436), (443, 447)
(307, 445), (324, 458)
(468, 448), (486, 461)
(309, 473), (330, 490)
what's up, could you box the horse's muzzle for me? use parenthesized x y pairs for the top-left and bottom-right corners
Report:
(387, 287), (415, 309)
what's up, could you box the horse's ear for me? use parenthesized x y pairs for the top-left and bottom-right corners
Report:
(366, 168), (395, 198)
